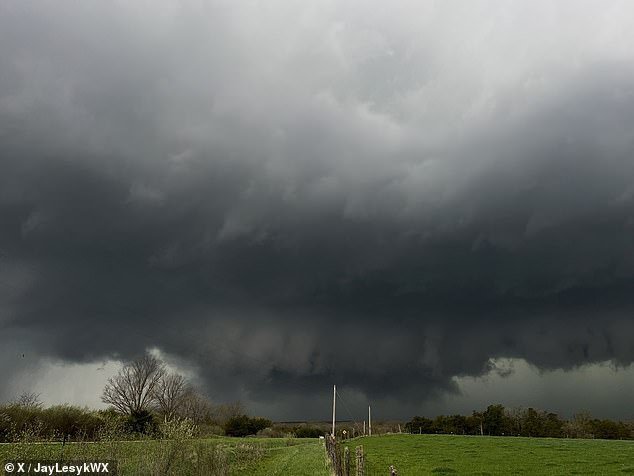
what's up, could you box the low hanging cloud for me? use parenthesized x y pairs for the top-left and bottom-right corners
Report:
(2, 0), (634, 419)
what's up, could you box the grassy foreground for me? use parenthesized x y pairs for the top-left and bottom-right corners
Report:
(342, 434), (634, 475)
(5, 433), (634, 475)
(0, 437), (330, 476)
(233, 438), (329, 476)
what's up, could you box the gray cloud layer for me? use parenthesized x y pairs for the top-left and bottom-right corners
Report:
(2, 1), (634, 418)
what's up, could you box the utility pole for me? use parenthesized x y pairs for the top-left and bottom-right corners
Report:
(368, 405), (372, 437)
(332, 384), (336, 437)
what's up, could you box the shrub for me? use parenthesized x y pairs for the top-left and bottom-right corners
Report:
(126, 409), (158, 435)
(224, 415), (272, 437)
(41, 405), (103, 441)
(295, 426), (324, 438)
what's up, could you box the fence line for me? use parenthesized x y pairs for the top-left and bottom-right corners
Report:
(325, 436), (367, 476)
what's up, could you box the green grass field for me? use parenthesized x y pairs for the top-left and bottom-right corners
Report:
(342, 434), (634, 475)
(233, 438), (329, 475)
(3, 434), (634, 475)
(0, 437), (330, 476)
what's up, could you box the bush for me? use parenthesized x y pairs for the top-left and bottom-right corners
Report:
(41, 405), (104, 440)
(295, 426), (324, 438)
(158, 417), (198, 440)
(126, 409), (158, 435)
(224, 415), (272, 437)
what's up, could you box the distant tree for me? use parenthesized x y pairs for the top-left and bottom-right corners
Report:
(422, 414), (473, 435)
(179, 390), (214, 423)
(524, 407), (543, 437)
(505, 406), (525, 436)
(482, 404), (510, 436)
(464, 413), (482, 435)
(102, 353), (166, 415)
(12, 392), (42, 410)
(445, 415), (468, 434)
(220, 401), (246, 421)
(405, 416), (434, 434)
(543, 412), (564, 438)
(208, 401), (246, 426)
(590, 418), (630, 440)
(224, 415), (272, 437)
(295, 426), (324, 438)
(471, 411), (485, 435)
(564, 411), (594, 439)
(152, 373), (190, 420)
(406, 407), (632, 441)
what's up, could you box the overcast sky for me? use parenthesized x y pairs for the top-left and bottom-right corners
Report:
(2, 0), (634, 421)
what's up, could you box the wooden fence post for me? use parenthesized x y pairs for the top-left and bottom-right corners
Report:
(343, 446), (350, 476)
(326, 435), (343, 476)
(356, 446), (364, 476)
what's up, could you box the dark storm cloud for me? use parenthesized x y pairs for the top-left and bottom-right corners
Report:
(2, 0), (634, 418)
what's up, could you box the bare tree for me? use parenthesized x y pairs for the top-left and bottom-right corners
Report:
(12, 391), (42, 410)
(180, 390), (214, 423)
(214, 401), (246, 425)
(102, 353), (166, 414)
(152, 372), (190, 420)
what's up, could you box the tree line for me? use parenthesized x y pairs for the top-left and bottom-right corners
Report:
(4, 353), (633, 442)
(98, 352), (274, 437)
(0, 353), (256, 442)
(1, 353), (290, 442)
(406, 404), (634, 439)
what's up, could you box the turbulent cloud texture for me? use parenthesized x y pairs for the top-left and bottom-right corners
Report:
(2, 0), (634, 418)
